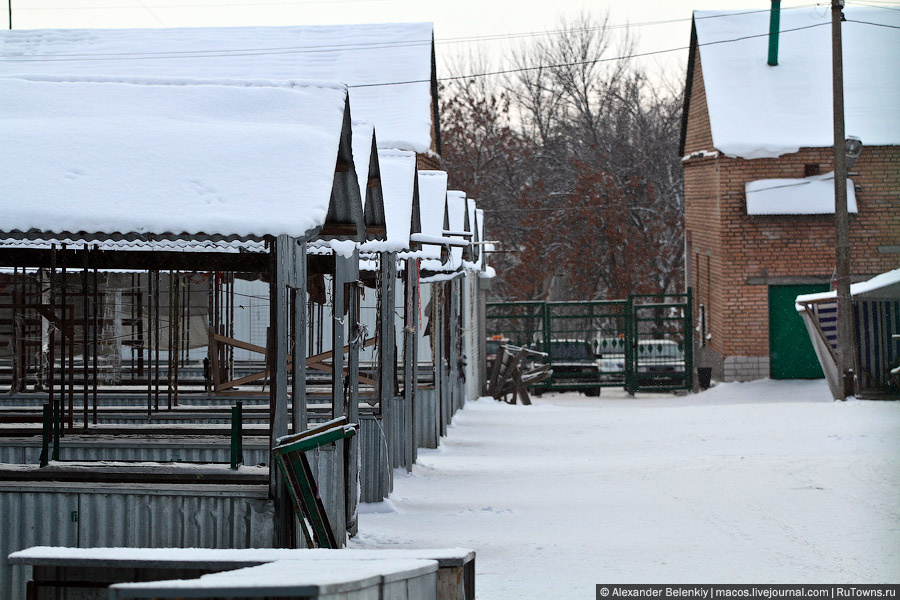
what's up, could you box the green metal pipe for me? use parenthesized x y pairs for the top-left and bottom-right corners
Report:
(768, 0), (781, 66)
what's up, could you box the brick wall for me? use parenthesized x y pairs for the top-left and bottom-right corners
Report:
(682, 47), (900, 380)
(416, 152), (441, 171)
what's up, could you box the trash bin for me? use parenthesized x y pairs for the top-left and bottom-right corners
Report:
(698, 367), (712, 390)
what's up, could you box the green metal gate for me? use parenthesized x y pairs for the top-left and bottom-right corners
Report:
(486, 291), (693, 395)
(626, 293), (693, 394)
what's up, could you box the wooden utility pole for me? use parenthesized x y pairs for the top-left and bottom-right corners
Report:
(831, 0), (854, 399)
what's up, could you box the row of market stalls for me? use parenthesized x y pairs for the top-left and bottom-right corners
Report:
(0, 22), (493, 599)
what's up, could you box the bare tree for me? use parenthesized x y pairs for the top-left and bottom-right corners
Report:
(441, 12), (684, 301)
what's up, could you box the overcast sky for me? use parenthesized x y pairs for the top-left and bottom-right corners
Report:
(3, 0), (825, 82)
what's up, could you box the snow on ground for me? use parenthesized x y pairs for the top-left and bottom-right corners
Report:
(352, 379), (900, 597)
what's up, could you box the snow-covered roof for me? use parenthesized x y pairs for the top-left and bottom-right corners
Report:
(0, 237), (264, 253)
(745, 172), (857, 215)
(0, 76), (349, 241)
(692, 7), (900, 159)
(0, 22), (436, 153)
(796, 268), (900, 307)
(412, 170), (449, 261)
(445, 191), (468, 271)
(351, 121), (387, 242)
(360, 149), (420, 253)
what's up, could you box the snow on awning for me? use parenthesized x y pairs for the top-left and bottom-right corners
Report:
(0, 236), (264, 253)
(463, 198), (481, 269)
(745, 172), (857, 215)
(693, 7), (900, 159)
(796, 268), (900, 307)
(0, 22), (436, 153)
(445, 191), (468, 272)
(406, 170), (467, 262)
(359, 149), (420, 253)
(0, 76), (349, 241)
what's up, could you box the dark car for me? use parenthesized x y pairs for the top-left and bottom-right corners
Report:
(533, 339), (602, 396)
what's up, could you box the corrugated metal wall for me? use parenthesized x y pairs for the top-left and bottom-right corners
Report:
(415, 388), (439, 449)
(0, 482), (274, 600)
(359, 415), (391, 503)
(0, 438), (270, 466)
(855, 300), (900, 393)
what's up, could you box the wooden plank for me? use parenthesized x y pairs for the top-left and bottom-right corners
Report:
(210, 332), (267, 355)
(318, 223), (359, 237)
(215, 369), (267, 392)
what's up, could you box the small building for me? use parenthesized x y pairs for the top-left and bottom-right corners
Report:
(680, 6), (900, 382)
(796, 268), (900, 399)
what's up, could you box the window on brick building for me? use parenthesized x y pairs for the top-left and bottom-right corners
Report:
(804, 164), (820, 177)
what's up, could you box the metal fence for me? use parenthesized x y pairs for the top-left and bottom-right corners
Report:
(0, 482), (275, 600)
(486, 292), (693, 394)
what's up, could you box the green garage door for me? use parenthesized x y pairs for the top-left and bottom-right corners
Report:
(768, 284), (828, 379)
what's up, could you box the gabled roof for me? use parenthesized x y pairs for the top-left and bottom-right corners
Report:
(682, 7), (900, 159)
(445, 191), (468, 271)
(359, 149), (420, 253)
(0, 22), (438, 154)
(412, 170), (449, 261)
(0, 76), (355, 242)
(351, 121), (387, 242)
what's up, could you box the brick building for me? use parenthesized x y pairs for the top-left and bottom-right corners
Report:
(680, 7), (900, 382)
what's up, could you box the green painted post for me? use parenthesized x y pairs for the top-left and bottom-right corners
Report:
(40, 403), (51, 467)
(767, 0), (781, 66)
(230, 401), (243, 470)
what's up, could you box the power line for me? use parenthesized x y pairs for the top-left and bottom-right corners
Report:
(1, 4), (819, 62)
(846, 0), (900, 10)
(437, 5), (819, 45)
(350, 23), (833, 89)
(845, 17), (900, 26)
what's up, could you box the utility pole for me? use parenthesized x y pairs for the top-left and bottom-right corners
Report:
(831, 0), (854, 399)
(8, 0), (11, 29)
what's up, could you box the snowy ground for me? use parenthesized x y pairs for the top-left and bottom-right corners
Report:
(351, 379), (900, 597)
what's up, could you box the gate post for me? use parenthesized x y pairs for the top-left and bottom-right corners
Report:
(625, 295), (636, 395)
(685, 288), (694, 391)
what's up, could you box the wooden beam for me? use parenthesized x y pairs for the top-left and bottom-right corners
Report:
(317, 223), (359, 237)
(210, 332), (267, 355)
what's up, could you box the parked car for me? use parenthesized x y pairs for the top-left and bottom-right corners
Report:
(486, 335), (510, 375)
(594, 336), (627, 383)
(593, 338), (686, 387)
(533, 339), (602, 396)
(635, 339), (686, 386)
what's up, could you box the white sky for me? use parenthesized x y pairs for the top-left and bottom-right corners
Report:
(2, 0), (826, 81)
